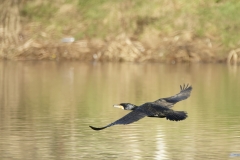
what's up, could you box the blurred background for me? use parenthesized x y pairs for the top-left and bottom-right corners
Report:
(1, 0), (240, 63)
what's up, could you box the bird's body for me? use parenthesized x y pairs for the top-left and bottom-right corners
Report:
(90, 84), (192, 131)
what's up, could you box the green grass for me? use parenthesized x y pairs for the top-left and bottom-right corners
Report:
(197, 1), (240, 47)
(20, 0), (240, 51)
(21, 2), (57, 22)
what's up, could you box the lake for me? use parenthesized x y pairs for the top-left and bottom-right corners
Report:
(0, 61), (240, 160)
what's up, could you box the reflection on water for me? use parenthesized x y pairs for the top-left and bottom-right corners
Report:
(0, 61), (240, 160)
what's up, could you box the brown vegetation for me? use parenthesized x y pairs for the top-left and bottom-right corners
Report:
(1, 32), (228, 63)
(1, 0), (240, 64)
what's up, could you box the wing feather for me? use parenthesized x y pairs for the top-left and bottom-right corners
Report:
(154, 84), (192, 105)
(89, 110), (147, 131)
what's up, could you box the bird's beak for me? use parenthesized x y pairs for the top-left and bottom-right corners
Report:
(113, 104), (124, 110)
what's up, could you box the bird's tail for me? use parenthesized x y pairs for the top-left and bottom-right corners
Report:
(165, 110), (188, 121)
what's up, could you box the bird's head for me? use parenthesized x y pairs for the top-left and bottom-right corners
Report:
(113, 103), (137, 110)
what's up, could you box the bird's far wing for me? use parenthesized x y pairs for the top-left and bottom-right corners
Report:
(155, 84), (192, 104)
(89, 110), (147, 131)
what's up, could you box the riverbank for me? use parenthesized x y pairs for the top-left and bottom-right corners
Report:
(1, 0), (240, 64)
(1, 32), (238, 64)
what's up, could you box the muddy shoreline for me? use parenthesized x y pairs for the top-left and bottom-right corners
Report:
(1, 33), (239, 64)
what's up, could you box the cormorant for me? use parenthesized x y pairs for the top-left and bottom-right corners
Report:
(90, 84), (192, 131)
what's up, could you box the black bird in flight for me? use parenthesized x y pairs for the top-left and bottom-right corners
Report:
(90, 84), (192, 131)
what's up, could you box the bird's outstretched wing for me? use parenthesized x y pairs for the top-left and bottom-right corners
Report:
(154, 84), (192, 106)
(164, 84), (192, 103)
(89, 110), (147, 131)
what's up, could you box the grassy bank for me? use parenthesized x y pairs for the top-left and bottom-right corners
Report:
(3, 0), (240, 63)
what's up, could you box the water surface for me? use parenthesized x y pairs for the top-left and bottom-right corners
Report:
(0, 61), (240, 160)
